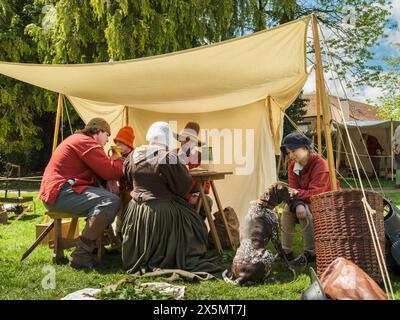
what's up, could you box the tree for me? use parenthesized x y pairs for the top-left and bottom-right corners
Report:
(283, 92), (308, 137)
(0, 0), (392, 173)
(376, 44), (400, 120)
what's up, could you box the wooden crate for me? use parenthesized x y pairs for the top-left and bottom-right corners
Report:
(36, 220), (80, 246)
(0, 210), (7, 225)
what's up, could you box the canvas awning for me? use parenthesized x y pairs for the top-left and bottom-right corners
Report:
(0, 16), (311, 222)
(333, 119), (400, 178)
(0, 16), (310, 152)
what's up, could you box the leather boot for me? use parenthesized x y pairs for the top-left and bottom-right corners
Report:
(69, 213), (110, 269)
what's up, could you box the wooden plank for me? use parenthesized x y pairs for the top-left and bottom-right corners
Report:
(20, 222), (54, 261)
(195, 195), (203, 214)
(198, 182), (222, 253)
(60, 239), (76, 250)
(0, 197), (33, 203)
(67, 218), (78, 239)
(210, 180), (235, 250)
(53, 218), (63, 263)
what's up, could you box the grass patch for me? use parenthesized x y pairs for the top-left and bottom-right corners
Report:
(0, 192), (399, 300)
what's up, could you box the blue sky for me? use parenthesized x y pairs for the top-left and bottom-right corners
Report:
(303, 1), (400, 103)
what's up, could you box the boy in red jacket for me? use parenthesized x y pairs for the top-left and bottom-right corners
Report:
(177, 122), (212, 219)
(280, 133), (335, 265)
(39, 118), (124, 270)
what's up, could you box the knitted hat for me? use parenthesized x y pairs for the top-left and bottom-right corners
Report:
(280, 133), (311, 155)
(85, 118), (111, 135)
(178, 122), (206, 146)
(114, 126), (135, 149)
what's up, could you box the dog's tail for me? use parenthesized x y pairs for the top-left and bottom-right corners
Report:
(222, 269), (242, 285)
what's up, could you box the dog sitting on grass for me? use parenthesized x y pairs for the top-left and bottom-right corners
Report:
(223, 182), (298, 285)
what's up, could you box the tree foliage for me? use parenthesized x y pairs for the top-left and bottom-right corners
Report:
(0, 0), (392, 173)
(376, 44), (400, 120)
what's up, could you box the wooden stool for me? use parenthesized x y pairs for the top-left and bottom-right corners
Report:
(46, 212), (105, 264)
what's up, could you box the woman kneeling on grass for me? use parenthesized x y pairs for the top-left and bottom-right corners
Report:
(121, 121), (223, 276)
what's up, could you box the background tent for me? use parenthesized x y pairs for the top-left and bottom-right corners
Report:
(0, 17), (310, 224)
(334, 120), (400, 179)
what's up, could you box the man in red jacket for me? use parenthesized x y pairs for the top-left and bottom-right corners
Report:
(280, 133), (335, 265)
(361, 133), (384, 179)
(39, 118), (124, 269)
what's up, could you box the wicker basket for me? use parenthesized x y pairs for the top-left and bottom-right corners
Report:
(310, 189), (385, 283)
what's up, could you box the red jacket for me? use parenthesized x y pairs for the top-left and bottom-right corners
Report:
(366, 135), (384, 156)
(176, 149), (210, 200)
(39, 133), (124, 204)
(288, 152), (337, 207)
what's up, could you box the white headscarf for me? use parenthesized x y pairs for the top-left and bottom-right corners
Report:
(146, 121), (176, 147)
(133, 121), (177, 165)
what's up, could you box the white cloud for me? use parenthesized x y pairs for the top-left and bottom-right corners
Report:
(352, 86), (383, 104)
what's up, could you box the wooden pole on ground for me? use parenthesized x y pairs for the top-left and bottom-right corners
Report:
(312, 14), (338, 191)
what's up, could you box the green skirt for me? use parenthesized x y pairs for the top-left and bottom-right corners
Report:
(121, 197), (224, 276)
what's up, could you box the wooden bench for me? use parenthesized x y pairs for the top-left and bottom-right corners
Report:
(46, 212), (113, 264)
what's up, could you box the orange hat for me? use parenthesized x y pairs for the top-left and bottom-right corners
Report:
(114, 126), (135, 149)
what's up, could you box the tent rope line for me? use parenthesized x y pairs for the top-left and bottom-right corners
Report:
(63, 94), (74, 135)
(318, 22), (394, 299)
(333, 150), (392, 158)
(335, 123), (360, 189)
(318, 23), (384, 194)
(319, 31), (379, 193)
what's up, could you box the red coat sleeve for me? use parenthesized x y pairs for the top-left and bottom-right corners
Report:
(80, 145), (124, 181)
(296, 161), (331, 203)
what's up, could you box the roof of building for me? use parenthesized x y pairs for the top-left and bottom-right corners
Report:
(302, 93), (381, 122)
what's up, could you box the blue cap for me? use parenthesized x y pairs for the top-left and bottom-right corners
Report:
(280, 133), (311, 155)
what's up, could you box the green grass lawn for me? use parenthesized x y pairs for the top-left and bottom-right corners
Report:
(1, 192), (400, 300)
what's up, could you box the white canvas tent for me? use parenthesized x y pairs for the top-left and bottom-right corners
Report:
(0, 16), (311, 223)
(334, 120), (400, 179)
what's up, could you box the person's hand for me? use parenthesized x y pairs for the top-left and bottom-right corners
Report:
(107, 180), (119, 195)
(296, 204), (307, 220)
(376, 149), (382, 156)
(189, 195), (199, 206)
(110, 151), (121, 160)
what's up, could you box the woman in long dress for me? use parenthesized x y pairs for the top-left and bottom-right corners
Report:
(121, 121), (223, 276)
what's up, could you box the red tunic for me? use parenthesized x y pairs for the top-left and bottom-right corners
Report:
(39, 133), (124, 204)
(365, 135), (384, 156)
(177, 149), (210, 201)
(288, 152), (337, 206)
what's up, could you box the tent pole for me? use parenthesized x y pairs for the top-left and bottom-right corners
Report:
(45, 93), (63, 223)
(391, 119), (394, 181)
(335, 128), (342, 173)
(312, 14), (337, 191)
(52, 93), (63, 153)
(315, 73), (322, 156)
(124, 106), (129, 126)
(277, 154), (282, 177)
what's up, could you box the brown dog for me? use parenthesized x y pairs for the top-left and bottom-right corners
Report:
(223, 182), (298, 285)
